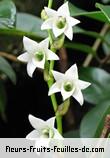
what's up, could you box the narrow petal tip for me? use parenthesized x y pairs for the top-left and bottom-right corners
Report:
(28, 114), (33, 121)
(46, 116), (56, 127)
(23, 36), (29, 43)
(48, 90), (51, 96)
(17, 52), (29, 62)
(17, 55), (22, 61)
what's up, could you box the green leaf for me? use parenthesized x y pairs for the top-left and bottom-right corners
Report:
(0, 10), (109, 46)
(0, 0), (16, 27)
(73, 25), (110, 47)
(79, 67), (110, 105)
(73, 26), (85, 34)
(0, 57), (16, 84)
(73, 27), (110, 47)
(0, 81), (7, 120)
(0, 18), (82, 39)
(102, 30), (110, 55)
(64, 129), (80, 138)
(64, 42), (96, 55)
(102, 0), (110, 4)
(96, 3), (110, 23)
(80, 103), (110, 138)
(78, 30), (110, 47)
(69, 2), (109, 23)
(16, 13), (47, 39)
(0, 13), (47, 40)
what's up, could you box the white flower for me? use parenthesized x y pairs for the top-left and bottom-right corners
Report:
(48, 64), (91, 105)
(26, 114), (63, 150)
(17, 37), (59, 77)
(41, 2), (80, 40)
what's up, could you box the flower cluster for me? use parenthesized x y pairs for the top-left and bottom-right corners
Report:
(17, 1), (91, 145)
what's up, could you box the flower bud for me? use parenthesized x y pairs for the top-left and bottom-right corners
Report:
(51, 34), (65, 50)
(41, 9), (48, 20)
(56, 99), (70, 116)
(44, 60), (50, 82)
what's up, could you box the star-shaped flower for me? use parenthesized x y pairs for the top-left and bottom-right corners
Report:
(41, 2), (80, 40)
(26, 115), (63, 149)
(48, 64), (91, 105)
(17, 37), (59, 77)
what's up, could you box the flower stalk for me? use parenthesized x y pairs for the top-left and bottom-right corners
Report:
(47, 47), (63, 134)
(46, 0), (63, 135)
(48, 0), (53, 8)
(47, 55), (63, 134)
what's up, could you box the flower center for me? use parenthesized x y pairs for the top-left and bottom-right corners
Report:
(35, 51), (44, 61)
(42, 128), (54, 138)
(56, 16), (66, 29)
(64, 81), (75, 92)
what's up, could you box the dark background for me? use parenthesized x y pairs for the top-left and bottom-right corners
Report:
(0, 0), (103, 137)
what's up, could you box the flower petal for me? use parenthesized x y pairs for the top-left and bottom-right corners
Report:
(73, 88), (84, 105)
(35, 138), (50, 155)
(48, 82), (61, 96)
(53, 25), (65, 37)
(44, 7), (57, 18)
(67, 17), (80, 27)
(17, 52), (29, 62)
(32, 55), (45, 69)
(28, 114), (46, 131)
(26, 130), (40, 140)
(41, 18), (53, 30)
(35, 138), (50, 148)
(52, 70), (64, 81)
(46, 50), (59, 60)
(65, 64), (78, 79)
(57, 2), (70, 16)
(46, 117), (55, 127)
(27, 60), (37, 77)
(64, 25), (73, 40)
(23, 36), (38, 54)
(39, 38), (49, 49)
(54, 129), (64, 139)
(78, 80), (91, 90)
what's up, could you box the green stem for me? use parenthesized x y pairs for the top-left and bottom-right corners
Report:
(48, 30), (53, 45)
(47, 47), (62, 134)
(46, 0), (63, 135)
(48, 0), (53, 8)
(56, 116), (62, 134)
(108, 133), (110, 138)
(47, 80), (62, 134)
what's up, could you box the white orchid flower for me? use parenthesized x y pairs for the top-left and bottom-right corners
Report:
(41, 2), (80, 40)
(17, 37), (59, 77)
(26, 114), (63, 150)
(48, 64), (91, 105)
